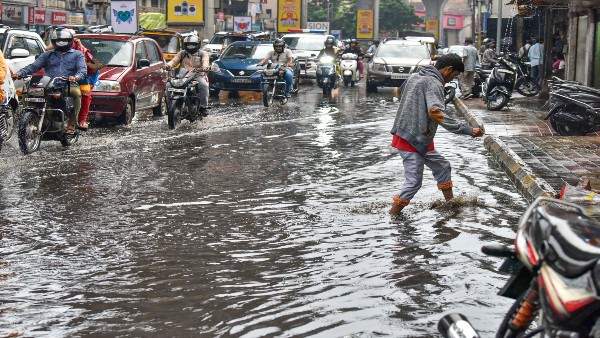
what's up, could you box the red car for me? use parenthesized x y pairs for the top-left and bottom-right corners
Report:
(76, 34), (168, 124)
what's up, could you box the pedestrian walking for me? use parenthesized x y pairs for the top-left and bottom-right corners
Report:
(389, 54), (485, 215)
(459, 38), (478, 99)
(528, 37), (544, 84)
(481, 42), (497, 70)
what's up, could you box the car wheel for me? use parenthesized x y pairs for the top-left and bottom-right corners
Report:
(153, 94), (167, 117)
(118, 97), (135, 125)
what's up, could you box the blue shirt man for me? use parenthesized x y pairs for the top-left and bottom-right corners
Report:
(17, 49), (87, 81)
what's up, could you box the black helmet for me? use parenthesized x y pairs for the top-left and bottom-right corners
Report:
(50, 28), (74, 52)
(183, 35), (200, 54)
(324, 37), (334, 47)
(273, 38), (285, 50)
(350, 39), (357, 44)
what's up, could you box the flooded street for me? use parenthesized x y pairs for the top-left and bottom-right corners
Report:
(0, 83), (528, 337)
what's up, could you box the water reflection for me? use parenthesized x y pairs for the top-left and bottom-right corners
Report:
(0, 85), (527, 336)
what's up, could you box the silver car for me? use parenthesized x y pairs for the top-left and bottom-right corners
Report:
(366, 40), (431, 93)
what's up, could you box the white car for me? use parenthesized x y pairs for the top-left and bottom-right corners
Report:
(0, 26), (47, 92)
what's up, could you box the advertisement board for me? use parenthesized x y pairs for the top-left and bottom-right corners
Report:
(233, 16), (251, 32)
(356, 9), (373, 39)
(166, 0), (204, 25)
(425, 19), (439, 40)
(2, 5), (22, 23)
(307, 21), (329, 33)
(277, 0), (300, 33)
(111, 0), (138, 34)
(70, 12), (84, 24)
(51, 11), (67, 25)
(34, 9), (46, 24)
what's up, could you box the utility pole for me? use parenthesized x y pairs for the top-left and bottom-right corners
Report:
(471, 0), (476, 40)
(496, 0), (502, 52)
(301, 0), (308, 28)
(374, 0), (379, 40)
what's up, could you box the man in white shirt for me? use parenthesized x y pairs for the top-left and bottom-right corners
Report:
(528, 37), (544, 84)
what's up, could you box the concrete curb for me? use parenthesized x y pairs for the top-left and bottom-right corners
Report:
(453, 97), (557, 201)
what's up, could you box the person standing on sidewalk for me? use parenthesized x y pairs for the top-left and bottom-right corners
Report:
(459, 38), (478, 99)
(528, 37), (544, 84)
(481, 42), (497, 70)
(389, 54), (485, 215)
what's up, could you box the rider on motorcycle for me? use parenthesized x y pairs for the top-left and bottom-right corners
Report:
(316, 36), (339, 59)
(257, 39), (294, 98)
(342, 39), (365, 76)
(13, 29), (86, 134)
(163, 35), (210, 116)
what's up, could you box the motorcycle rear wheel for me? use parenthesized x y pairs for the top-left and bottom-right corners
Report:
(515, 77), (541, 97)
(18, 110), (42, 155)
(168, 104), (182, 129)
(487, 92), (509, 111)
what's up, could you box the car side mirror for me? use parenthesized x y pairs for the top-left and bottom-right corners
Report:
(10, 48), (30, 59)
(137, 58), (151, 68)
(203, 39), (209, 44)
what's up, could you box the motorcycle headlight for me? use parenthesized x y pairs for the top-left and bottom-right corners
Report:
(93, 80), (121, 92)
(211, 63), (221, 73)
(170, 78), (187, 87)
(319, 56), (334, 64)
(372, 63), (387, 72)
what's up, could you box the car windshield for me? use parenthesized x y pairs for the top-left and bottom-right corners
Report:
(209, 35), (226, 44)
(145, 34), (181, 54)
(376, 44), (430, 59)
(79, 39), (133, 67)
(283, 36), (325, 50)
(221, 44), (272, 60)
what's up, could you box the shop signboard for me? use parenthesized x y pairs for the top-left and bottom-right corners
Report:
(233, 16), (251, 32)
(35, 9), (46, 24)
(111, 0), (138, 34)
(2, 5), (22, 23)
(51, 11), (67, 25)
(356, 9), (373, 39)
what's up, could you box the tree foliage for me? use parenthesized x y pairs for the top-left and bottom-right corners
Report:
(307, 0), (421, 39)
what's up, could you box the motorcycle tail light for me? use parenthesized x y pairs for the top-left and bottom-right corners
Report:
(52, 93), (62, 99)
(538, 264), (597, 319)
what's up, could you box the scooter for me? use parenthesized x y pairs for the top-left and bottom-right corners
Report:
(482, 57), (517, 111)
(18, 75), (79, 155)
(439, 197), (600, 338)
(545, 76), (600, 136)
(315, 55), (339, 95)
(166, 67), (209, 129)
(340, 53), (360, 87)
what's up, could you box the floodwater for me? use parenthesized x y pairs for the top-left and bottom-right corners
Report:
(0, 84), (528, 337)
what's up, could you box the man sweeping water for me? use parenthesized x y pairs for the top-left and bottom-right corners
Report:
(389, 54), (485, 215)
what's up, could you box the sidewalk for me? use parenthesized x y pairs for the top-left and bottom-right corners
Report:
(454, 95), (600, 205)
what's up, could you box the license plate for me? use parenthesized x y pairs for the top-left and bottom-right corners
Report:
(391, 74), (409, 80)
(168, 88), (185, 93)
(263, 76), (276, 80)
(25, 97), (45, 102)
(231, 78), (251, 83)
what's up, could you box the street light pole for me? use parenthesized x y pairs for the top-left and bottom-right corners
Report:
(496, 0), (502, 52)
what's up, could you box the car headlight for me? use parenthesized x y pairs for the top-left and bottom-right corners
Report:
(372, 63), (387, 72)
(211, 63), (221, 73)
(93, 80), (121, 92)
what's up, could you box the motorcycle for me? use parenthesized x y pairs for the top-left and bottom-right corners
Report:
(0, 71), (18, 152)
(340, 53), (360, 87)
(17, 75), (79, 155)
(545, 76), (600, 136)
(315, 55), (339, 95)
(258, 60), (290, 107)
(439, 196), (600, 338)
(445, 81), (457, 104)
(166, 67), (209, 129)
(505, 53), (540, 97)
(482, 57), (518, 111)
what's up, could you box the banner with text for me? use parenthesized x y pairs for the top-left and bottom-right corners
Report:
(166, 0), (204, 25)
(425, 20), (439, 40)
(277, 0), (300, 33)
(356, 9), (373, 39)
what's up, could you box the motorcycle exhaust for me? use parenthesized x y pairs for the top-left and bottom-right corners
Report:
(438, 313), (479, 338)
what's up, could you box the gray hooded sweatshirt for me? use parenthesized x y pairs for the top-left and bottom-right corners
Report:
(390, 65), (473, 155)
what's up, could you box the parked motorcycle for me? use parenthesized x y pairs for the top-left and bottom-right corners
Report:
(258, 60), (290, 107)
(482, 57), (518, 111)
(445, 81), (457, 104)
(166, 67), (209, 129)
(545, 76), (600, 136)
(340, 52), (360, 87)
(439, 196), (600, 338)
(17, 75), (79, 155)
(315, 55), (339, 95)
(505, 53), (540, 97)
